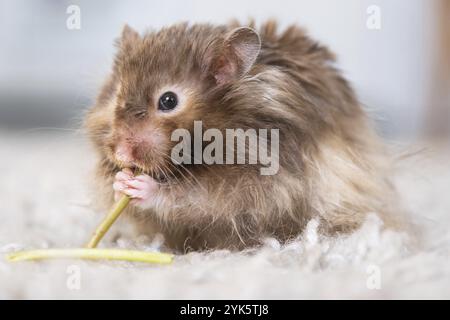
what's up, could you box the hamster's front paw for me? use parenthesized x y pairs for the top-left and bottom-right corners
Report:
(113, 168), (159, 208)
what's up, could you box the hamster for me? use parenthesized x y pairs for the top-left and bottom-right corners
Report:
(85, 20), (401, 251)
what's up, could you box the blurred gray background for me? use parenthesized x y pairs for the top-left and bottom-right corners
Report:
(0, 0), (448, 141)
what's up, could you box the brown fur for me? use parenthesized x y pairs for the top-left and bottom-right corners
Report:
(85, 20), (402, 251)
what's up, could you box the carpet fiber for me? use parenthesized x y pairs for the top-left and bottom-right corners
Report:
(0, 132), (449, 299)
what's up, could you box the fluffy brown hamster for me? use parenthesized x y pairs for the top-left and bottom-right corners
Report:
(85, 20), (400, 251)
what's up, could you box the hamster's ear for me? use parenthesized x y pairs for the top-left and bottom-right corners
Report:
(204, 27), (261, 86)
(117, 24), (140, 51)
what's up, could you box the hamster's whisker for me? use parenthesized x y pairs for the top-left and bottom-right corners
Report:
(157, 151), (208, 193)
(152, 151), (188, 189)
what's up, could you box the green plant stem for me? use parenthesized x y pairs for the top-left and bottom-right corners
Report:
(86, 195), (131, 248)
(6, 248), (173, 264)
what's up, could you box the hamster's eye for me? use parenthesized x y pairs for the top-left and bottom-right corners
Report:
(158, 91), (178, 111)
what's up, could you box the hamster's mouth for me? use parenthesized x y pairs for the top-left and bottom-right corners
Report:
(111, 153), (173, 184)
(127, 165), (170, 184)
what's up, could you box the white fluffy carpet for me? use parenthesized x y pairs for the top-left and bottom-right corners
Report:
(0, 132), (449, 299)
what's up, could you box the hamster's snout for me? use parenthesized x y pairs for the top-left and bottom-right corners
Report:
(113, 131), (161, 170)
(114, 142), (135, 167)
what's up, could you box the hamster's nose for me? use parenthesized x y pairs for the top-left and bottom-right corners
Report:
(115, 143), (134, 166)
